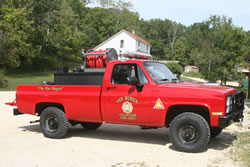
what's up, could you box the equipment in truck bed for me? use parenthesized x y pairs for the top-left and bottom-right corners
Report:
(54, 72), (104, 85)
(54, 48), (118, 85)
(53, 48), (152, 85)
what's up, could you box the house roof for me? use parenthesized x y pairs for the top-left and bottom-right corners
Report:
(93, 29), (151, 50)
(125, 30), (152, 47)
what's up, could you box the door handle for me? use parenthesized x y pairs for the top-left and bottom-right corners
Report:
(107, 86), (116, 90)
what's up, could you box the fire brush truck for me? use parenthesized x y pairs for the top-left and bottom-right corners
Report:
(6, 48), (244, 152)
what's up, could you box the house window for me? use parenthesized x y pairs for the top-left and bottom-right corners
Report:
(137, 41), (141, 50)
(120, 40), (124, 48)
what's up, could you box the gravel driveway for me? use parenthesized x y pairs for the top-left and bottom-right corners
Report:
(1, 91), (249, 167)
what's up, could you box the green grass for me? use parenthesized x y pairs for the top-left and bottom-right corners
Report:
(229, 132), (250, 167)
(0, 72), (54, 91)
(182, 72), (204, 79)
(180, 76), (195, 81)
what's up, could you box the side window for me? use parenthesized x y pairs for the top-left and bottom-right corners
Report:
(111, 64), (137, 84)
(111, 64), (148, 85)
(137, 65), (148, 84)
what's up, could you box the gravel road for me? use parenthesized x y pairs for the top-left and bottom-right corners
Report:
(1, 91), (249, 167)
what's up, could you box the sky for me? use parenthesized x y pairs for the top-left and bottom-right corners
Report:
(130, 0), (250, 31)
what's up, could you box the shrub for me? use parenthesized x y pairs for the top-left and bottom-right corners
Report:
(32, 57), (57, 71)
(0, 70), (8, 88)
(166, 63), (183, 78)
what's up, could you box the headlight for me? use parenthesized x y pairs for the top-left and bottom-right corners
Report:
(226, 96), (232, 106)
(226, 95), (233, 114)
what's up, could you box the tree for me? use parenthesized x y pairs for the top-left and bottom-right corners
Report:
(167, 22), (179, 57)
(173, 37), (189, 65)
(166, 63), (183, 78)
(29, 0), (85, 70)
(137, 19), (186, 60)
(1, 0), (249, 78)
(0, 0), (34, 69)
(50, 0), (84, 63)
(190, 15), (249, 84)
(191, 43), (223, 82)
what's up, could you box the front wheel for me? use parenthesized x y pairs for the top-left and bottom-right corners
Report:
(169, 112), (210, 152)
(40, 107), (69, 139)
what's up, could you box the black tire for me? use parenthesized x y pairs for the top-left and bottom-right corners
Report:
(210, 127), (223, 138)
(81, 122), (102, 130)
(40, 107), (69, 139)
(169, 112), (210, 153)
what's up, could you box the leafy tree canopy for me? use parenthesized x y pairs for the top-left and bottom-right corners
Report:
(0, 0), (249, 84)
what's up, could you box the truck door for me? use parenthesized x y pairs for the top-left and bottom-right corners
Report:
(101, 63), (152, 124)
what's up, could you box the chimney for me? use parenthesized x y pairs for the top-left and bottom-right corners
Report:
(132, 29), (135, 34)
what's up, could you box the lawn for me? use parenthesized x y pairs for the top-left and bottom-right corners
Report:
(0, 72), (54, 91)
(229, 131), (250, 167)
(182, 71), (204, 78)
(180, 76), (195, 81)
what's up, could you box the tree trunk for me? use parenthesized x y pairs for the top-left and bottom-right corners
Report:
(167, 23), (178, 58)
(208, 60), (211, 81)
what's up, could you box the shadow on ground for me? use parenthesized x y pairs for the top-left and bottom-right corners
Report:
(208, 131), (237, 150)
(19, 124), (238, 151)
(19, 124), (169, 145)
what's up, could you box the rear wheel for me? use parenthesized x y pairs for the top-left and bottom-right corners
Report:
(210, 127), (223, 138)
(169, 112), (210, 152)
(81, 122), (102, 130)
(40, 107), (69, 139)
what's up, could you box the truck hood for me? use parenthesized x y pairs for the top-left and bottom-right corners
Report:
(160, 81), (236, 95)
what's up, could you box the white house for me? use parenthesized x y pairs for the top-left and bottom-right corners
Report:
(94, 29), (152, 59)
(184, 66), (199, 72)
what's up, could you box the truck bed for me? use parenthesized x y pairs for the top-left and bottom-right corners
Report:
(16, 85), (103, 123)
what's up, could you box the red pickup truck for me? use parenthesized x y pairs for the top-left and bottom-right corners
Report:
(7, 59), (244, 152)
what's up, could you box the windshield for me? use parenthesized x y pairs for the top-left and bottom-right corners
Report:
(143, 62), (178, 83)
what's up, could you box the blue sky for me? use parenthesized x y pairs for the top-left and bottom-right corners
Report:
(130, 0), (250, 31)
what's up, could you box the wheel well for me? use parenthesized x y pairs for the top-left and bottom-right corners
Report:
(165, 105), (210, 127)
(35, 102), (65, 116)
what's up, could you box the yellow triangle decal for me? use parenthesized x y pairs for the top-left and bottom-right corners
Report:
(153, 98), (165, 109)
(156, 102), (162, 108)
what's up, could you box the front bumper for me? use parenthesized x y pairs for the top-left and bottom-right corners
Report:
(218, 92), (244, 128)
(218, 109), (244, 128)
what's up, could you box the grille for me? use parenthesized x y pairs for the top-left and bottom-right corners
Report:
(233, 92), (244, 112)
